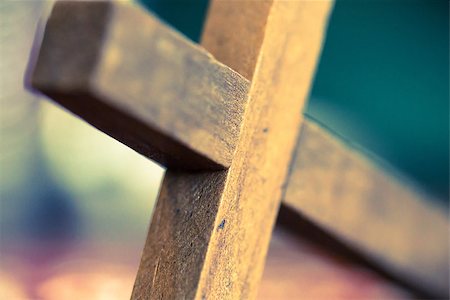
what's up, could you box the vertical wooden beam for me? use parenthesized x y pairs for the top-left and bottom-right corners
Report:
(132, 1), (332, 299)
(200, 0), (273, 80)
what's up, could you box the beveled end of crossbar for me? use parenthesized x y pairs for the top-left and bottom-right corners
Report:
(27, 0), (250, 171)
(30, 1), (111, 93)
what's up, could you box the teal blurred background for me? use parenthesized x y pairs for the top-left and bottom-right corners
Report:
(309, 0), (449, 201)
(0, 0), (448, 298)
(142, 0), (449, 201)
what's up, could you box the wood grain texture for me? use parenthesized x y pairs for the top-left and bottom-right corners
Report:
(282, 117), (449, 297)
(200, 0), (273, 80)
(132, 1), (332, 299)
(29, 1), (446, 297)
(30, 1), (249, 170)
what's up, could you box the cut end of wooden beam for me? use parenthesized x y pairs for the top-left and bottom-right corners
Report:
(30, 1), (112, 92)
(28, 0), (250, 171)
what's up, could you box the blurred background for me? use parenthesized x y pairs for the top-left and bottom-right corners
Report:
(0, 0), (448, 299)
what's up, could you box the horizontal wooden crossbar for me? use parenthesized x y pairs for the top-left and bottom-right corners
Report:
(283, 117), (449, 296)
(30, 1), (249, 170)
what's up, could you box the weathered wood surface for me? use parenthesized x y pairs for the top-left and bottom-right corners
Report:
(28, 0), (448, 298)
(30, 1), (249, 170)
(132, 1), (332, 299)
(282, 117), (449, 297)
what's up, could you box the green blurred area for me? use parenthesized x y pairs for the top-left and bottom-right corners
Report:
(140, 0), (449, 201)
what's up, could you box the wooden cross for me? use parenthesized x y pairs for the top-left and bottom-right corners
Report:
(28, 0), (448, 298)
